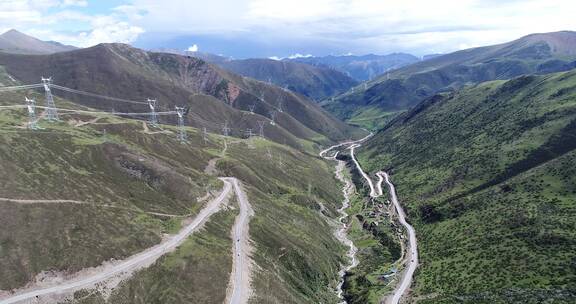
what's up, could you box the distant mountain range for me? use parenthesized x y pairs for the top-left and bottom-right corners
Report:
(323, 31), (576, 127)
(215, 58), (358, 101)
(0, 29), (76, 55)
(0, 43), (361, 147)
(287, 53), (421, 81)
(162, 50), (359, 101)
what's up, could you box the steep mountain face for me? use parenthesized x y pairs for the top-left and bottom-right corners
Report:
(0, 43), (363, 147)
(215, 58), (358, 101)
(358, 71), (576, 303)
(0, 29), (76, 55)
(288, 53), (420, 81)
(325, 31), (576, 125)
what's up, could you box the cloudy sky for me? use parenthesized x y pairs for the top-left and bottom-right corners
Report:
(1, 0), (575, 58)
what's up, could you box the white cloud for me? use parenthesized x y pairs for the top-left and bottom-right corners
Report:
(0, 0), (145, 47)
(187, 44), (199, 52)
(60, 0), (87, 7)
(287, 53), (313, 59)
(127, 0), (576, 55)
(2, 0), (576, 55)
(79, 18), (144, 47)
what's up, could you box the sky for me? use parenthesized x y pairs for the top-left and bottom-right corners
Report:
(1, 0), (575, 58)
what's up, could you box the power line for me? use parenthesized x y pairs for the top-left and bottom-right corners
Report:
(49, 84), (148, 105)
(0, 83), (44, 92)
(2, 80), (285, 147)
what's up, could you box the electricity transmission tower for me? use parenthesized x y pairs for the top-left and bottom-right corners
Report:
(248, 103), (256, 114)
(147, 98), (158, 127)
(203, 127), (208, 144)
(41, 77), (58, 121)
(257, 121), (265, 137)
(175, 106), (187, 143)
(260, 91), (265, 102)
(266, 147), (273, 160)
(25, 97), (38, 129)
(269, 111), (277, 126)
(245, 128), (254, 138)
(222, 120), (231, 150)
(245, 128), (254, 148)
(278, 94), (284, 112)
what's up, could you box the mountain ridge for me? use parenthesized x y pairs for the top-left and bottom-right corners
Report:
(0, 42), (363, 147)
(325, 30), (576, 126)
(0, 29), (77, 55)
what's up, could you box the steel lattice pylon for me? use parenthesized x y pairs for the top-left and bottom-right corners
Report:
(41, 77), (58, 121)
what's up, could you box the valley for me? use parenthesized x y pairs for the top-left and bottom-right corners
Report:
(320, 134), (418, 304)
(358, 70), (576, 302)
(1, 19), (575, 304)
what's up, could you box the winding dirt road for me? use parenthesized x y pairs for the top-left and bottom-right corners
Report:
(225, 178), (254, 304)
(0, 178), (236, 304)
(377, 172), (418, 304)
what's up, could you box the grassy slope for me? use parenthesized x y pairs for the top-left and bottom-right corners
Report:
(0, 79), (348, 303)
(72, 207), (238, 304)
(324, 31), (576, 125)
(346, 106), (404, 130)
(358, 71), (576, 302)
(218, 138), (345, 303)
(0, 45), (364, 148)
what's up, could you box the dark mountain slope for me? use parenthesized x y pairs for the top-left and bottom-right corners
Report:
(0, 29), (76, 55)
(216, 58), (358, 101)
(326, 31), (576, 125)
(0, 44), (362, 147)
(357, 71), (576, 302)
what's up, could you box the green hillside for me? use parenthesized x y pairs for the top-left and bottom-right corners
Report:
(0, 43), (364, 148)
(0, 80), (349, 303)
(358, 71), (576, 302)
(325, 31), (576, 128)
